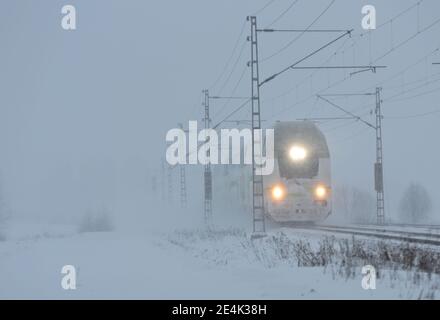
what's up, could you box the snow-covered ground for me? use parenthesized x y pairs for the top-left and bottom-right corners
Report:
(0, 218), (439, 299)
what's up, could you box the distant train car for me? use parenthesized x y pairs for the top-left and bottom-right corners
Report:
(264, 121), (332, 223)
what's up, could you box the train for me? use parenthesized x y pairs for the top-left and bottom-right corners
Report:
(214, 120), (332, 224)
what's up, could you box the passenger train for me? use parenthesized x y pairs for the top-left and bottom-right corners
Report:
(214, 121), (332, 224)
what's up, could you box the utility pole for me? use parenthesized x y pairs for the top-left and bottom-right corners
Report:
(375, 87), (385, 225)
(178, 123), (188, 210)
(248, 16), (266, 238)
(202, 89), (213, 226)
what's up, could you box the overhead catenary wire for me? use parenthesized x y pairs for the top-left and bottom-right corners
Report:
(385, 84), (440, 103)
(260, 0), (337, 62)
(319, 70), (440, 126)
(317, 95), (376, 129)
(264, 0), (300, 28)
(261, 0), (439, 147)
(373, 15), (440, 63)
(354, 72), (440, 111)
(212, 64), (249, 120)
(253, 0), (277, 16)
(264, 3), (423, 104)
(327, 125), (371, 143)
(281, 0), (431, 101)
(381, 70), (440, 91)
(386, 109), (440, 119)
(212, 98), (252, 130)
(267, 31), (440, 120)
(174, 0), (440, 177)
(210, 0), (435, 129)
(203, 0), (439, 149)
(360, 48), (440, 93)
(260, 29), (352, 87)
(317, 69), (440, 129)
(209, 20), (247, 91)
(264, 1), (425, 106)
(263, 35), (353, 103)
(216, 40), (248, 95)
(264, 1), (431, 109)
(354, 0), (425, 39)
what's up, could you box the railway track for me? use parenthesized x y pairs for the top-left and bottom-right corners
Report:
(289, 224), (440, 246)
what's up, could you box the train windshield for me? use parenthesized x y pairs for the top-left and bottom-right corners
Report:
(274, 121), (330, 179)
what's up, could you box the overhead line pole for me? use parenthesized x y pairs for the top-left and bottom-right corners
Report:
(248, 16), (266, 238)
(200, 94), (254, 224)
(375, 88), (385, 225)
(202, 89), (213, 227)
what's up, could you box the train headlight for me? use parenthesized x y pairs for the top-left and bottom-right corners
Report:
(289, 145), (307, 162)
(271, 184), (286, 201)
(315, 185), (328, 200)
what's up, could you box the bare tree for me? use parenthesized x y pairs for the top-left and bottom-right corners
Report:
(399, 183), (432, 223)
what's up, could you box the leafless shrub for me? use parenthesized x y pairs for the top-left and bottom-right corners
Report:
(169, 229), (440, 281)
(292, 240), (323, 267)
(266, 233), (440, 280)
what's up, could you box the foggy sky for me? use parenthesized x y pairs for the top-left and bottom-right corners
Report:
(1, 0), (439, 224)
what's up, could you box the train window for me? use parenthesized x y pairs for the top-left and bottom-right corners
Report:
(278, 152), (319, 179)
(274, 121), (329, 179)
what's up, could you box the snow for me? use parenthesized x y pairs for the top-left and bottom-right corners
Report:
(0, 218), (439, 299)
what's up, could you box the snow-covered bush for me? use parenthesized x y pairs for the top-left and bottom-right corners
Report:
(167, 228), (440, 298)
(78, 210), (114, 233)
(169, 229), (440, 276)
(290, 235), (440, 276)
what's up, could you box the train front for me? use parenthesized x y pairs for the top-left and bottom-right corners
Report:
(265, 121), (332, 223)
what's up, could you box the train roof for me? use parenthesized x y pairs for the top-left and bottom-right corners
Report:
(274, 121), (330, 158)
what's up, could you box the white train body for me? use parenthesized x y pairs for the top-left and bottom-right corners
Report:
(264, 121), (332, 223)
(213, 121), (332, 224)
